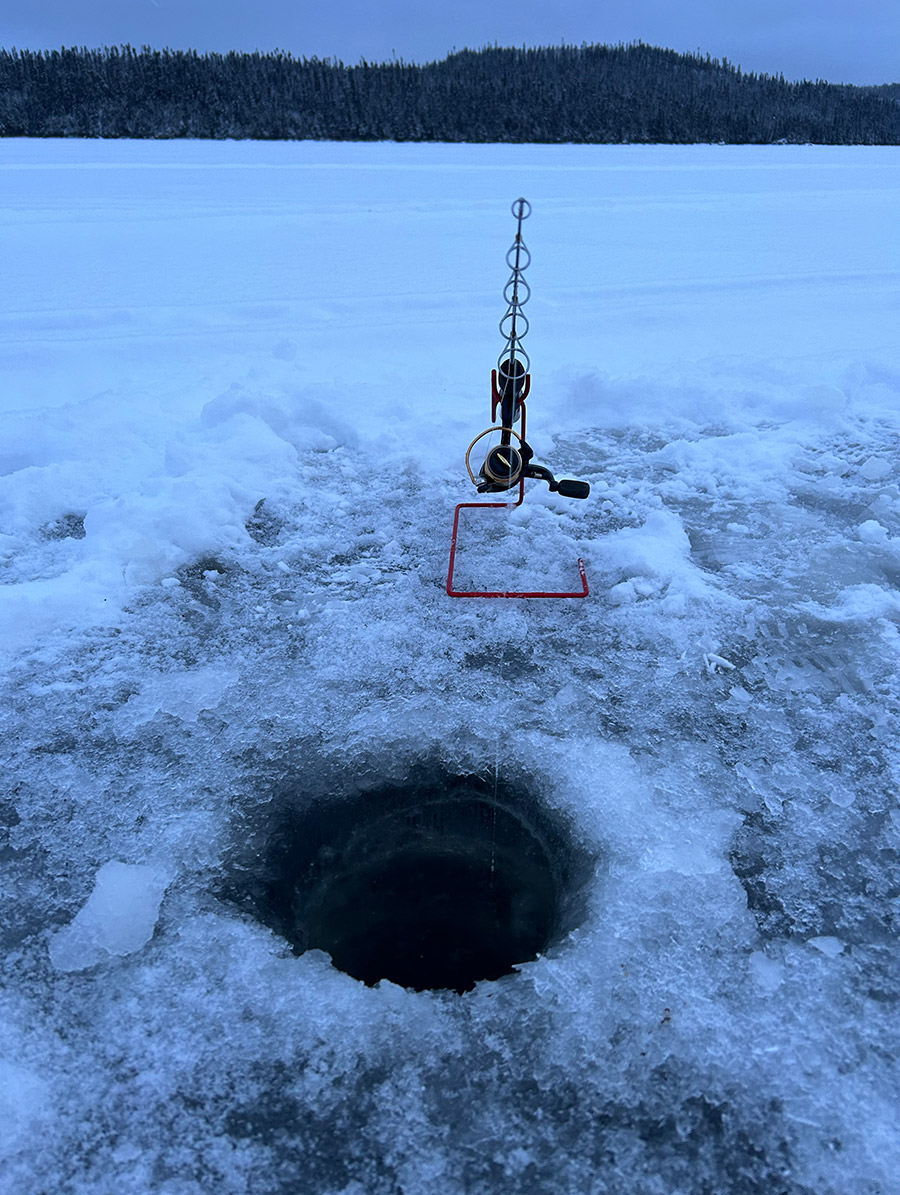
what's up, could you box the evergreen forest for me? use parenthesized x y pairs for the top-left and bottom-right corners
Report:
(1, 42), (898, 144)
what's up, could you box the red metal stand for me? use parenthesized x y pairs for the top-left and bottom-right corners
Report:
(446, 503), (589, 598)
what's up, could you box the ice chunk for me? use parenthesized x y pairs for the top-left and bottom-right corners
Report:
(608, 579), (637, 606)
(119, 665), (239, 727)
(859, 456), (891, 481)
(49, 861), (171, 972)
(750, 950), (784, 993)
(808, 936), (844, 958)
(858, 519), (890, 544)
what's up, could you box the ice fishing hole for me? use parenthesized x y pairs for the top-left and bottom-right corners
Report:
(229, 769), (588, 993)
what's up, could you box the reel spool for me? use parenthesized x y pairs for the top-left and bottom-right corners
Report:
(465, 427), (526, 488)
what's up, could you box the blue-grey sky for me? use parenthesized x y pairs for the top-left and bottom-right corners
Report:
(2, 0), (897, 85)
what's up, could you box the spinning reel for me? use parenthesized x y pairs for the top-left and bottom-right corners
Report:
(466, 360), (590, 499)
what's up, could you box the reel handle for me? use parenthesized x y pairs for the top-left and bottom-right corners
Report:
(522, 464), (591, 499)
(556, 479), (591, 499)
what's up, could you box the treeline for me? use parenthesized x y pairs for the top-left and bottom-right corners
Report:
(1, 42), (898, 144)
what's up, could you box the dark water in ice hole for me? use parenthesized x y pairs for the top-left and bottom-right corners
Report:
(223, 767), (590, 993)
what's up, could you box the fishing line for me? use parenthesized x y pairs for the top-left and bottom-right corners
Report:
(489, 201), (532, 882)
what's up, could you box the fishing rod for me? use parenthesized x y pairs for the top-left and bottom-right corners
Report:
(465, 198), (591, 500)
(447, 199), (590, 600)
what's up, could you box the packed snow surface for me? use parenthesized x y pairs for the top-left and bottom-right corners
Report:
(2, 139), (900, 1194)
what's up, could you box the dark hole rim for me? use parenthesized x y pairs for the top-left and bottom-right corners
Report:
(221, 762), (592, 994)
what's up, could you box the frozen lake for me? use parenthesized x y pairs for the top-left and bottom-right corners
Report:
(1, 139), (900, 1194)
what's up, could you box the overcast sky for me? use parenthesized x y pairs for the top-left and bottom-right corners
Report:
(1, 0), (897, 85)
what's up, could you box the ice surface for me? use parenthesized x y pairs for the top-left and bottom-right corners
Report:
(1, 139), (900, 1193)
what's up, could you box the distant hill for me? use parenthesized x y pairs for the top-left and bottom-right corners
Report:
(1, 42), (898, 143)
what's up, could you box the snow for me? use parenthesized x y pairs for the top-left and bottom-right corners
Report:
(2, 137), (900, 1193)
(0, 1060), (51, 1161)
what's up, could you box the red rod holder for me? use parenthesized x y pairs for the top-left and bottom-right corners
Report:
(446, 500), (589, 598)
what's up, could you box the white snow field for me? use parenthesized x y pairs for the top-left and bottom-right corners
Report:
(2, 138), (900, 1194)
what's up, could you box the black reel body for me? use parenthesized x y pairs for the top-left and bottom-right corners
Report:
(477, 435), (590, 499)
